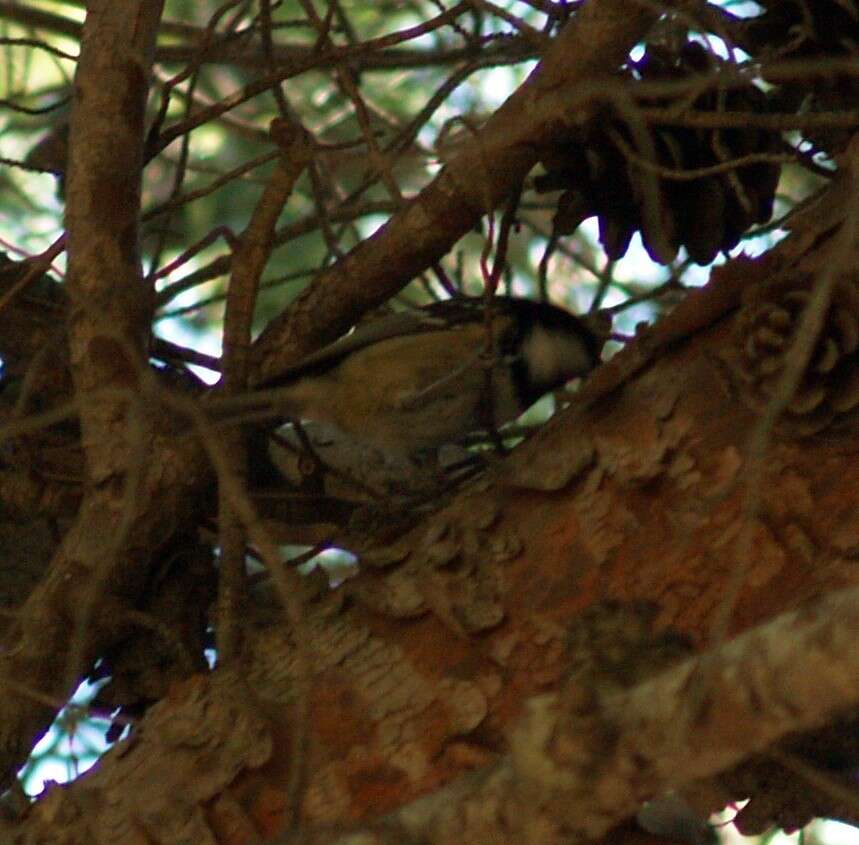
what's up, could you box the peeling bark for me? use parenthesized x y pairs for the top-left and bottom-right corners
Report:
(13, 206), (859, 839)
(6, 1), (859, 842)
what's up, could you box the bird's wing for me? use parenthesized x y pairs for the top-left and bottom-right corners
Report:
(260, 299), (510, 386)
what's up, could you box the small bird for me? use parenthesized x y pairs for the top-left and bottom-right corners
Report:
(255, 295), (605, 458)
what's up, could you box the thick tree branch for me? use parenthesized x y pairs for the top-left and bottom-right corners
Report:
(17, 197), (858, 836)
(64, 0), (161, 477)
(8, 0), (859, 837)
(13, 574), (859, 844)
(308, 583), (859, 845)
(251, 0), (657, 378)
(5, 185), (859, 831)
(0, 0), (175, 785)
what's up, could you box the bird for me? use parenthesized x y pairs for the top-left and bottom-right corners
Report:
(250, 295), (606, 459)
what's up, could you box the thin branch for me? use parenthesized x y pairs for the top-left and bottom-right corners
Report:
(216, 120), (313, 666)
(152, 2), (474, 156)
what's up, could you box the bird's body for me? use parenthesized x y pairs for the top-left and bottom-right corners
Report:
(258, 296), (604, 457)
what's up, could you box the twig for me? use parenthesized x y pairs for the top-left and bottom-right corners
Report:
(0, 235), (66, 317)
(152, 3), (473, 156)
(640, 106), (859, 132)
(216, 120), (314, 666)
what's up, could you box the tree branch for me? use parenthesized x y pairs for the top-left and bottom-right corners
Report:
(0, 0), (174, 785)
(251, 0), (656, 378)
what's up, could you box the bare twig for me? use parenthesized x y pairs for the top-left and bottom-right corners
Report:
(217, 120), (314, 666)
(0, 235), (66, 317)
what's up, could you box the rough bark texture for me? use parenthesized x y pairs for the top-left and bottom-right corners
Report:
(0, 0), (184, 784)
(0, 0), (660, 787)
(11, 204), (859, 841)
(6, 1), (859, 843)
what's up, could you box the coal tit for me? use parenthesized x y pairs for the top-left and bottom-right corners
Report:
(257, 296), (605, 457)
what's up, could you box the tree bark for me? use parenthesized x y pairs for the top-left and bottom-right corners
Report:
(6, 1), (859, 842)
(12, 198), (859, 840)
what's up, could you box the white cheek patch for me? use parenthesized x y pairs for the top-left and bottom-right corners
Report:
(522, 327), (590, 385)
